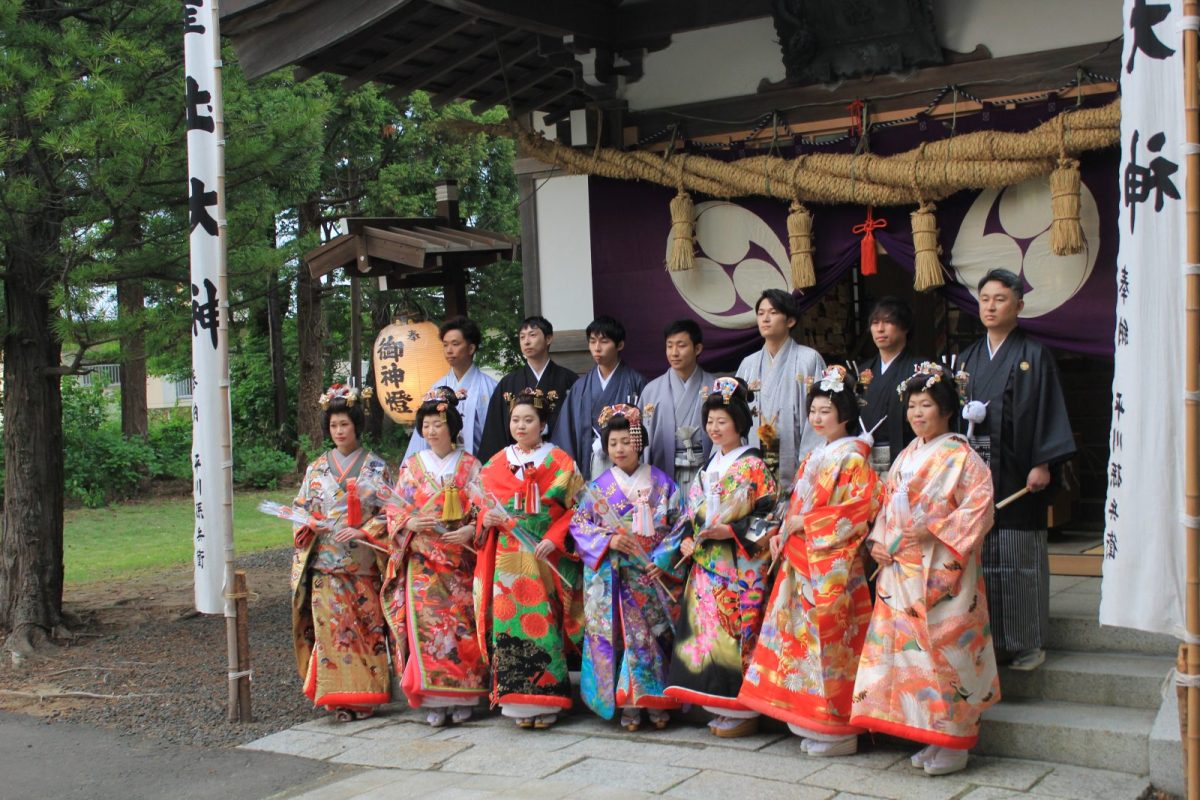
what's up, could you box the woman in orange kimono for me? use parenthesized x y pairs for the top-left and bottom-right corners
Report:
(739, 365), (880, 757)
(850, 362), (999, 777)
(475, 388), (583, 729)
(291, 384), (392, 721)
(384, 387), (487, 727)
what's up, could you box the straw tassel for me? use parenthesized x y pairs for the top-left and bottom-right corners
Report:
(911, 201), (945, 292)
(442, 485), (463, 522)
(1050, 157), (1085, 255)
(667, 189), (696, 271)
(787, 200), (817, 289)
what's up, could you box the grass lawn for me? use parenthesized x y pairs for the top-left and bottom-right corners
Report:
(64, 489), (296, 585)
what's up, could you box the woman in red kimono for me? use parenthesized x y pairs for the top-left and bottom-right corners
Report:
(738, 365), (880, 756)
(475, 388), (583, 729)
(385, 387), (487, 727)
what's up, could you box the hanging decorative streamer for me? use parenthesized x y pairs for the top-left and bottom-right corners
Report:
(852, 207), (887, 275)
(911, 202), (945, 291)
(666, 155), (696, 271)
(787, 199), (817, 289)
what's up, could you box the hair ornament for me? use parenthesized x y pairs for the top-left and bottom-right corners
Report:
(896, 361), (947, 398)
(508, 387), (547, 411)
(319, 382), (370, 410)
(597, 403), (645, 450)
(710, 376), (740, 405)
(817, 364), (848, 393)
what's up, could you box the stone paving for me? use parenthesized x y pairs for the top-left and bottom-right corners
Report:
(247, 700), (1156, 800)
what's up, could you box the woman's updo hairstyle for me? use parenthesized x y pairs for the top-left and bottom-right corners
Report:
(701, 376), (755, 438)
(414, 386), (464, 441)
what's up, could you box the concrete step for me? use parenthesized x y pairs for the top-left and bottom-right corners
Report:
(979, 697), (1156, 774)
(998, 651), (1173, 710)
(1045, 609), (1178, 656)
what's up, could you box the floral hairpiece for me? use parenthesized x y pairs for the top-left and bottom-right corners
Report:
(318, 382), (373, 410)
(896, 361), (947, 398)
(421, 386), (466, 404)
(816, 365), (848, 393)
(508, 387), (548, 411)
(703, 376), (740, 405)
(597, 403), (644, 450)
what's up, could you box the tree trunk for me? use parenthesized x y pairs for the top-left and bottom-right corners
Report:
(295, 200), (326, 465)
(117, 278), (148, 439)
(0, 215), (65, 656)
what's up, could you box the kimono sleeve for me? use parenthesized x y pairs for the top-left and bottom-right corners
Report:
(650, 477), (686, 576)
(542, 461), (584, 551)
(803, 451), (878, 553)
(1030, 349), (1076, 468)
(293, 462), (318, 548)
(569, 482), (612, 570)
(386, 459), (422, 540)
(728, 457), (779, 557)
(478, 382), (512, 463)
(359, 459), (392, 545)
(924, 448), (995, 561)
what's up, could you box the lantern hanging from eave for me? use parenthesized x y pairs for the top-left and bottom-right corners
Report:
(373, 319), (445, 424)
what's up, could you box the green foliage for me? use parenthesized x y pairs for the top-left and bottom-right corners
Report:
(62, 379), (153, 507)
(233, 444), (294, 489)
(147, 412), (193, 481)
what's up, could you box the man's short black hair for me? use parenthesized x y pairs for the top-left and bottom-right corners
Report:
(519, 315), (553, 338)
(755, 289), (799, 320)
(978, 268), (1025, 300)
(663, 318), (703, 345)
(439, 315), (482, 347)
(586, 315), (626, 344)
(868, 297), (914, 334)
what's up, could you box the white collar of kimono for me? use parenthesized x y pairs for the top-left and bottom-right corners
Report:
(900, 432), (961, 479)
(444, 364), (478, 390)
(706, 444), (750, 480)
(418, 447), (462, 480)
(505, 441), (553, 472)
(528, 359), (548, 382)
(597, 365), (614, 391)
(609, 462), (651, 498)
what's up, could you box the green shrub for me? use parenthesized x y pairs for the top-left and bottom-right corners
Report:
(63, 379), (154, 507)
(147, 411), (193, 480)
(234, 444), (294, 489)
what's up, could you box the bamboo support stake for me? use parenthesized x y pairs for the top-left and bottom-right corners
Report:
(1182, 5), (1200, 798)
(233, 570), (253, 722)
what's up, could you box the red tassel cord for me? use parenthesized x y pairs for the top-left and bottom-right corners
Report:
(852, 207), (888, 276)
(346, 478), (362, 528)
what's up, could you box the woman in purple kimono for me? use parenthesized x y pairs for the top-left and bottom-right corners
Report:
(570, 404), (686, 731)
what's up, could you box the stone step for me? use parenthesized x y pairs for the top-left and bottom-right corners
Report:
(978, 697), (1157, 774)
(1045, 611), (1179, 656)
(998, 651), (1173, 710)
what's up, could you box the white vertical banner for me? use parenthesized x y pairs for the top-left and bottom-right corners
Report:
(1100, 0), (1187, 636)
(185, 0), (233, 614)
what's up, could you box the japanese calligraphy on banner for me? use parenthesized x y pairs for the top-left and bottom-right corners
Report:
(186, 0), (233, 615)
(1100, 0), (1186, 636)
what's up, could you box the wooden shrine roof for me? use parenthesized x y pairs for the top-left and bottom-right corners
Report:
(305, 217), (517, 280)
(219, 0), (772, 119)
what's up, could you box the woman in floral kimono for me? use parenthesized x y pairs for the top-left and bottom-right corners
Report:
(664, 377), (779, 738)
(385, 387), (487, 727)
(570, 404), (685, 732)
(849, 363), (998, 777)
(291, 384), (392, 721)
(475, 388), (584, 729)
(739, 365), (880, 757)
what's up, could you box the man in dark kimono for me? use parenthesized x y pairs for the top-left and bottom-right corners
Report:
(858, 297), (919, 473)
(552, 315), (645, 481)
(960, 269), (1075, 671)
(479, 315), (578, 462)
(639, 319), (715, 492)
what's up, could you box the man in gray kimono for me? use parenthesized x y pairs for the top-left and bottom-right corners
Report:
(735, 289), (825, 488)
(640, 319), (715, 493)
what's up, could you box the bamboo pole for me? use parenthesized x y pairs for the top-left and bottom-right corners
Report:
(204, 0), (242, 726)
(1182, 5), (1199, 798)
(234, 571), (253, 722)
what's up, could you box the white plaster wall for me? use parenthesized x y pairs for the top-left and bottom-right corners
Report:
(623, 1), (1123, 112)
(535, 174), (594, 331)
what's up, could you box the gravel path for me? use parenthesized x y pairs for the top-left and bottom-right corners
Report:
(0, 547), (324, 748)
